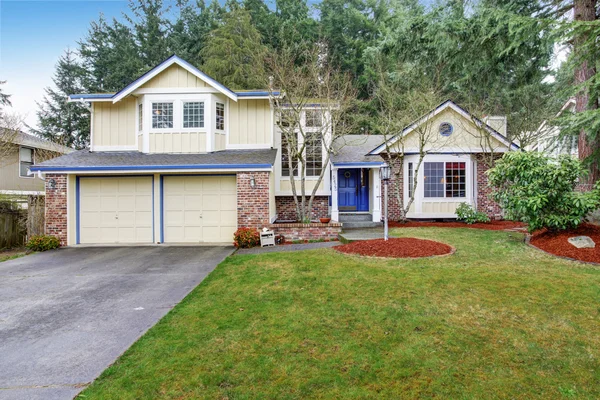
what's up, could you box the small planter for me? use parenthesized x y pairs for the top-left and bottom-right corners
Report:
(320, 218), (331, 224)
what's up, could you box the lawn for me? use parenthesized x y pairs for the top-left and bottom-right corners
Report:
(79, 228), (600, 399)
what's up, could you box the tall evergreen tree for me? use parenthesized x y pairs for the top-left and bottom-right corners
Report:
(201, 7), (268, 88)
(126, 0), (171, 69)
(35, 50), (90, 149)
(0, 81), (11, 109)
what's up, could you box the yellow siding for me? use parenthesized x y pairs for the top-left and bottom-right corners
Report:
(279, 179), (324, 192)
(0, 146), (45, 192)
(215, 133), (226, 151)
(392, 108), (508, 153)
(421, 201), (461, 214)
(149, 132), (207, 153)
(140, 64), (209, 89)
(93, 98), (137, 148)
(229, 99), (271, 145)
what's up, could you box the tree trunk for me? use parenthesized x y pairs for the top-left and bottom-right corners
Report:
(574, 0), (599, 186)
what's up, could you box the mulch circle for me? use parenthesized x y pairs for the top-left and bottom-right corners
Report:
(335, 237), (454, 259)
(529, 224), (600, 264)
(389, 220), (526, 231)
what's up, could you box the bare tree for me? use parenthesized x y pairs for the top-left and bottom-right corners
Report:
(267, 44), (357, 222)
(373, 70), (444, 222)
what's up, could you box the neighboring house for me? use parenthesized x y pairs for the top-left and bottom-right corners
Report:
(31, 55), (518, 246)
(528, 98), (578, 157)
(0, 129), (72, 199)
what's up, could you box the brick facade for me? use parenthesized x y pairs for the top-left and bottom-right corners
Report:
(45, 173), (68, 246)
(269, 222), (342, 241)
(275, 195), (329, 221)
(237, 172), (271, 229)
(474, 154), (503, 219)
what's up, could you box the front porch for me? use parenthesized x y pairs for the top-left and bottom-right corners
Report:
(331, 165), (383, 224)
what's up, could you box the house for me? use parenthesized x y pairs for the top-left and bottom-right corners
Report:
(528, 98), (578, 157)
(0, 129), (72, 202)
(31, 55), (518, 246)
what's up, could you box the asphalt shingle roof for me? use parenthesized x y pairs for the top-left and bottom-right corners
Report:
(31, 148), (278, 171)
(331, 135), (385, 164)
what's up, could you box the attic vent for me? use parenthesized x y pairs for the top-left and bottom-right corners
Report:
(439, 122), (453, 137)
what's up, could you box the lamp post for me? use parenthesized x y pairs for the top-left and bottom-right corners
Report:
(380, 163), (391, 241)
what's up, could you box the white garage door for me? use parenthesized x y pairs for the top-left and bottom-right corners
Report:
(163, 176), (236, 243)
(79, 177), (153, 244)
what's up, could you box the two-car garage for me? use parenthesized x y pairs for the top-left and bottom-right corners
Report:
(78, 175), (237, 244)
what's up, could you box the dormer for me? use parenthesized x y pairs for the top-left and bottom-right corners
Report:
(69, 55), (275, 154)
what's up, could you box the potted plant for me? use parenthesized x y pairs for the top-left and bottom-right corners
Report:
(320, 215), (331, 224)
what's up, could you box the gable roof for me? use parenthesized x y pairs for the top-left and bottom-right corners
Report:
(368, 100), (520, 155)
(68, 55), (239, 104)
(0, 128), (73, 154)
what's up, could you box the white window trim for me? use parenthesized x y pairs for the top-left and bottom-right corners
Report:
(404, 154), (475, 215)
(19, 146), (34, 179)
(145, 94), (211, 134)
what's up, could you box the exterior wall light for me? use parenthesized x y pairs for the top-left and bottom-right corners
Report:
(250, 176), (256, 189)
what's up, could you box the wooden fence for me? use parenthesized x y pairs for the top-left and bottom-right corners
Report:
(0, 208), (25, 249)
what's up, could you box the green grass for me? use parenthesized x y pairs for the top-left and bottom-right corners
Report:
(79, 228), (600, 399)
(0, 250), (27, 263)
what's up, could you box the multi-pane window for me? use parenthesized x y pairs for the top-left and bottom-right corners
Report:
(445, 162), (466, 198)
(423, 162), (445, 198)
(138, 103), (143, 131)
(305, 132), (323, 176)
(408, 162), (414, 198)
(19, 147), (33, 178)
(216, 102), (225, 130)
(152, 102), (173, 129)
(423, 162), (466, 198)
(305, 110), (322, 128)
(281, 134), (298, 177)
(183, 102), (204, 128)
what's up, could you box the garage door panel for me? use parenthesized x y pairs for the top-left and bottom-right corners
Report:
(79, 177), (153, 244)
(163, 176), (236, 243)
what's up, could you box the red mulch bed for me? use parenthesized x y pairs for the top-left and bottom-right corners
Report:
(335, 238), (453, 258)
(530, 224), (600, 264)
(389, 220), (526, 231)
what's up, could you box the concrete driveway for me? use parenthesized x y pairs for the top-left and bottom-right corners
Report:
(0, 246), (234, 400)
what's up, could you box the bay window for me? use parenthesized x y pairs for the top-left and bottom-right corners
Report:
(305, 131), (323, 176)
(216, 102), (225, 130)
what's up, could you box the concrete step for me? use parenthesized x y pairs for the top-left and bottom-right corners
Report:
(339, 213), (372, 222)
(341, 221), (383, 229)
(339, 227), (384, 242)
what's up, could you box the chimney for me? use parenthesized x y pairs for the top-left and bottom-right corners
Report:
(484, 116), (507, 137)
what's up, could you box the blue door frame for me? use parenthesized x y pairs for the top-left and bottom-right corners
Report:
(338, 169), (369, 212)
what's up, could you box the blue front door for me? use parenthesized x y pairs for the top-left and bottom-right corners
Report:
(338, 169), (369, 211)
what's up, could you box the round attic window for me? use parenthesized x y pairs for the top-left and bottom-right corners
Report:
(439, 122), (453, 137)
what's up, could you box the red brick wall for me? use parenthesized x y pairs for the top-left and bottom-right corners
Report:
(382, 157), (404, 222)
(475, 154), (503, 218)
(275, 196), (329, 221)
(270, 222), (342, 241)
(45, 173), (68, 246)
(237, 172), (271, 229)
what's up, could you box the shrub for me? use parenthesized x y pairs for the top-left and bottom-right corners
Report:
(26, 235), (61, 252)
(487, 152), (600, 233)
(233, 228), (260, 248)
(456, 202), (490, 224)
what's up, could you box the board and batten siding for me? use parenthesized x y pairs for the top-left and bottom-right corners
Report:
(229, 99), (271, 146)
(140, 64), (209, 89)
(149, 132), (207, 153)
(92, 97), (137, 148)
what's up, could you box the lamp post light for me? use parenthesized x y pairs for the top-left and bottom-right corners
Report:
(380, 163), (391, 241)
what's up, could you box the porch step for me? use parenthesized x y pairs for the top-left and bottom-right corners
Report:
(339, 213), (372, 222)
(339, 227), (384, 242)
(341, 221), (383, 229)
